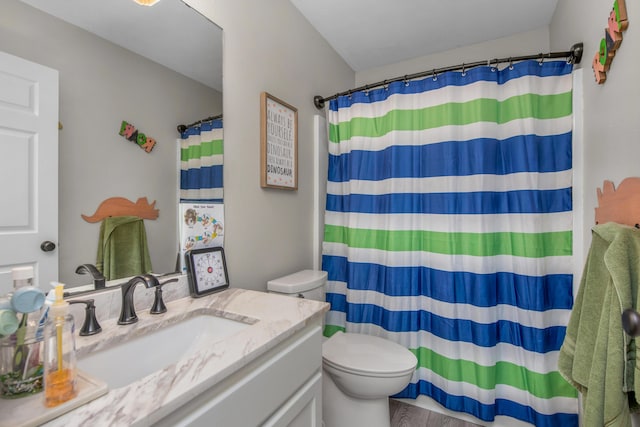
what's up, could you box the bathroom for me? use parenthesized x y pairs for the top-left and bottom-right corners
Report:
(1, 0), (639, 425)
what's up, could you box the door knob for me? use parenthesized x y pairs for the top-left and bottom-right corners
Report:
(40, 241), (56, 252)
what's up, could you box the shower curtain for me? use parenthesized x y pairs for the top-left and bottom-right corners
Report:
(179, 118), (223, 202)
(322, 60), (578, 426)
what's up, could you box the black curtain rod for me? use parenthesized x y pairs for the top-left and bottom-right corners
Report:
(313, 42), (584, 110)
(177, 113), (223, 134)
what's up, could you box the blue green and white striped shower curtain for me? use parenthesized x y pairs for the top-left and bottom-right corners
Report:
(180, 118), (224, 202)
(322, 60), (578, 426)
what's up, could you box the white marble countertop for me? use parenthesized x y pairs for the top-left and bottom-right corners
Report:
(38, 286), (329, 426)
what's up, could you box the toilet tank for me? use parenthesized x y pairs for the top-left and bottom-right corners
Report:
(267, 270), (327, 301)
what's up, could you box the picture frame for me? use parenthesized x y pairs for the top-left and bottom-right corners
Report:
(185, 246), (229, 297)
(260, 92), (298, 190)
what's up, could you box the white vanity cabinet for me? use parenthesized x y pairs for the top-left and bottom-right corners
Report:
(41, 287), (329, 427)
(155, 321), (323, 427)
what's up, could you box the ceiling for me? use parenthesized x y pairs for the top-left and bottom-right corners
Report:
(18, 0), (559, 90)
(19, 0), (223, 92)
(290, 0), (560, 72)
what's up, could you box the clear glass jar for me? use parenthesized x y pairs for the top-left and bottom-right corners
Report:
(0, 318), (44, 399)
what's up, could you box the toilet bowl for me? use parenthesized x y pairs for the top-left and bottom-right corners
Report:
(322, 331), (417, 427)
(267, 270), (418, 427)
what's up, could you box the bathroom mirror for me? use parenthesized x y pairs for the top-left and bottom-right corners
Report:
(3, 0), (223, 293)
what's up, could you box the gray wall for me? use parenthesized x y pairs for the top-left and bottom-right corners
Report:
(355, 28), (550, 85)
(551, 0), (639, 261)
(184, 0), (354, 291)
(1, 0), (222, 285)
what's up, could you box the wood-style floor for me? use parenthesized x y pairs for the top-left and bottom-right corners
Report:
(390, 399), (482, 427)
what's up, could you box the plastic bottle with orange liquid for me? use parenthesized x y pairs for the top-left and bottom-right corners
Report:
(43, 283), (77, 407)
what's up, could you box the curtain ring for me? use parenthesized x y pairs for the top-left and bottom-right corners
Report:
(432, 69), (437, 81)
(364, 85), (369, 96)
(508, 58), (514, 70)
(347, 91), (352, 100)
(538, 53), (544, 66)
(461, 63), (466, 76)
(404, 75), (409, 87)
(490, 58), (498, 72)
(383, 80), (389, 91)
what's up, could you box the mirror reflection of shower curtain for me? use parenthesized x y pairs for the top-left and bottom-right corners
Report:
(178, 119), (224, 272)
(322, 60), (578, 426)
(179, 118), (223, 203)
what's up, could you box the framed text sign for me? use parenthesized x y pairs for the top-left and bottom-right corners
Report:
(260, 92), (298, 190)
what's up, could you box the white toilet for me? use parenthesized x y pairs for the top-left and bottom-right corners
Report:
(267, 270), (418, 427)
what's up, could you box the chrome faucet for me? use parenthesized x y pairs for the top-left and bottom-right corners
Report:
(75, 263), (106, 290)
(118, 274), (159, 325)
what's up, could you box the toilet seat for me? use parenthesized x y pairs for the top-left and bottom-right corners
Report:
(322, 332), (417, 378)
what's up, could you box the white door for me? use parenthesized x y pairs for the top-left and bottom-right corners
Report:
(0, 51), (58, 294)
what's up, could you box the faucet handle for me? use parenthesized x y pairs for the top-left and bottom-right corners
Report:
(150, 278), (179, 315)
(69, 299), (102, 336)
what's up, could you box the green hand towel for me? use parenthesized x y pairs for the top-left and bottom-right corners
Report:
(96, 215), (152, 281)
(558, 223), (640, 427)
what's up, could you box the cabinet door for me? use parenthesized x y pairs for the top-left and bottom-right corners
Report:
(263, 372), (322, 427)
(153, 325), (322, 427)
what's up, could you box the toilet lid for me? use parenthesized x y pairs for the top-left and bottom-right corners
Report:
(323, 332), (417, 376)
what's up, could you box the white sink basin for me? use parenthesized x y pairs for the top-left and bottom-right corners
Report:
(77, 314), (251, 389)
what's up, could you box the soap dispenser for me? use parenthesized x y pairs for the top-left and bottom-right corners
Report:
(43, 283), (77, 407)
